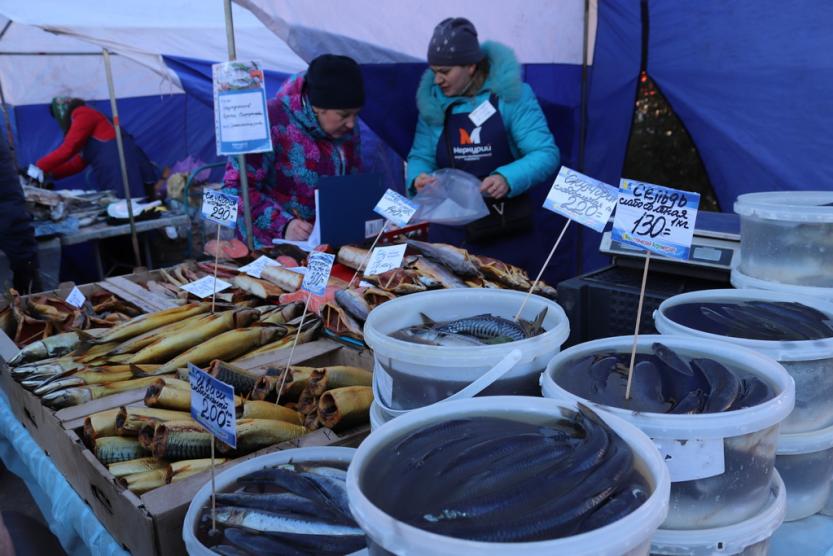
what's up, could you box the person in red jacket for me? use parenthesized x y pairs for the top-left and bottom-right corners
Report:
(35, 97), (158, 197)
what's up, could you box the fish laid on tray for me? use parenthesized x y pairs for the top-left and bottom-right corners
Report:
(363, 407), (649, 542)
(558, 342), (774, 414)
(197, 461), (366, 555)
(390, 309), (547, 346)
(664, 300), (833, 341)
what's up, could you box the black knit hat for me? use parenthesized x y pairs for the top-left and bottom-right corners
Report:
(427, 17), (483, 66)
(305, 54), (365, 109)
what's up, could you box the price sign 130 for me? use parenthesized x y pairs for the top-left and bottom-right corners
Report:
(612, 179), (700, 260)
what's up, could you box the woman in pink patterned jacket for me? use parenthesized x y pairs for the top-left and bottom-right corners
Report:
(223, 54), (364, 246)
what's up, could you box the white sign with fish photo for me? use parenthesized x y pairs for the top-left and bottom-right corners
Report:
(544, 166), (618, 232)
(374, 189), (419, 228)
(212, 60), (272, 155)
(613, 179), (700, 260)
(189, 363), (236, 448)
(363, 244), (407, 277)
(302, 252), (335, 296)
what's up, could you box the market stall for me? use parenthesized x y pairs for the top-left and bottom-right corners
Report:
(0, 1), (832, 555)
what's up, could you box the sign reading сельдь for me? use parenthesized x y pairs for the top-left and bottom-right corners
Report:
(612, 179), (700, 260)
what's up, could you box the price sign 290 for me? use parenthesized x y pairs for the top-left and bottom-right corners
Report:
(612, 179), (700, 260)
(202, 190), (239, 229)
(188, 363), (236, 448)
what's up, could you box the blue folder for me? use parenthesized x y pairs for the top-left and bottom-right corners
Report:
(317, 173), (387, 246)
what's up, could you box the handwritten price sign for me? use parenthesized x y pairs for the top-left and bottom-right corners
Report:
(374, 189), (419, 228)
(612, 179), (700, 260)
(302, 252), (335, 296)
(189, 363), (236, 448)
(364, 244), (407, 276)
(202, 190), (239, 229)
(544, 167), (618, 232)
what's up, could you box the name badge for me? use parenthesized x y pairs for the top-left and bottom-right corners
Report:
(469, 99), (496, 127)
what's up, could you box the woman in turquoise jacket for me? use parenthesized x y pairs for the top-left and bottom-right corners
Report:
(407, 17), (560, 273)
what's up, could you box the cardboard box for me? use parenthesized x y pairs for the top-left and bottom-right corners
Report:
(51, 340), (372, 556)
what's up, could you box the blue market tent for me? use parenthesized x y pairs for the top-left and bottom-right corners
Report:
(1, 0), (831, 284)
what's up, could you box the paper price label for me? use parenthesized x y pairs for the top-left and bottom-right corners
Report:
(65, 286), (86, 308)
(468, 99), (497, 127)
(653, 437), (725, 482)
(189, 363), (236, 448)
(302, 252), (335, 296)
(373, 189), (418, 228)
(364, 244), (407, 276)
(544, 167), (618, 232)
(238, 255), (281, 278)
(612, 179), (700, 260)
(180, 276), (232, 298)
(202, 190), (239, 229)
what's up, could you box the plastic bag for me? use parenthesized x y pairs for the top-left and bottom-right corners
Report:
(411, 169), (490, 226)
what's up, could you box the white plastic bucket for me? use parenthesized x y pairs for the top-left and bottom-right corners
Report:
(347, 396), (671, 556)
(734, 190), (833, 289)
(776, 422), (833, 521)
(650, 471), (786, 556)
(542, 335), (795, 530)
(369, 400), (392, 430)
(731, 264), (833, 302)
(182, 447), (357, 555)
(655, 288), (833, 434)
(363, 289), (569, 411)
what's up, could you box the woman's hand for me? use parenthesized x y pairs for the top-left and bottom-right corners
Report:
(285, 219), (314, 240)
(413, 173), (437, 192)
(481, 174), (509, 199)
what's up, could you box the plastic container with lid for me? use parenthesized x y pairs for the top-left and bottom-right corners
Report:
(776, 422), (833, 521)
(347, 396), (671, 556)
(731, 264), (833, 302)
(734, 190), (833, 289)
(654, 288), (833, 434)
(542, 335), (794, 530)
(363, 289), (569, 411)
(650, 471), (786, 556)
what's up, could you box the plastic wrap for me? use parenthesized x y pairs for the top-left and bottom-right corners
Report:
(411, 169), (490, 226)
(0, 392), (128, 556)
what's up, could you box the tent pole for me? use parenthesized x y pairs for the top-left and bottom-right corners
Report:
(578, 0), (590, 173)
(223, 0), (254, 251)
(102, 48), (142, 269)
(0, 77), (17, 172)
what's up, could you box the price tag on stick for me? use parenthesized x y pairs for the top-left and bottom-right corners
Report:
(189, 362), (236, 531)
(302, 252), (335, 296)
(612, 179), (700, 399)
(202, 190), (239, 229)
(612, 179), (700, 260)
(363, 244), (407, 276)
(373, 189), (418, 228)
(238, 255), (281, 278)
(516, 167), (617, 321)
(544, 167), (618, 232)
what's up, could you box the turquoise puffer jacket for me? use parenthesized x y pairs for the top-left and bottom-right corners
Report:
(406, 41), (560, 198)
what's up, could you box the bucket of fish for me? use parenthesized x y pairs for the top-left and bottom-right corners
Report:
(654, 288), (833, 433)
(775, 422), (833, 521)
(363, 289), (568, 412)
(347, 396), (671, 556)
(730, 264), (833, 302)
(650, 471), (786, 556)
(734, 190), (833, 289)
(541, 335), (795, 530)
(182, 446), (366, 555)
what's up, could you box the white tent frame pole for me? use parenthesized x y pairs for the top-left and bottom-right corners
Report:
(102, 47), (142, 269)
(223, 0), (254, 251)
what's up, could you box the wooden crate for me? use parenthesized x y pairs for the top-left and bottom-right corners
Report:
(39, 340), (372, 555)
